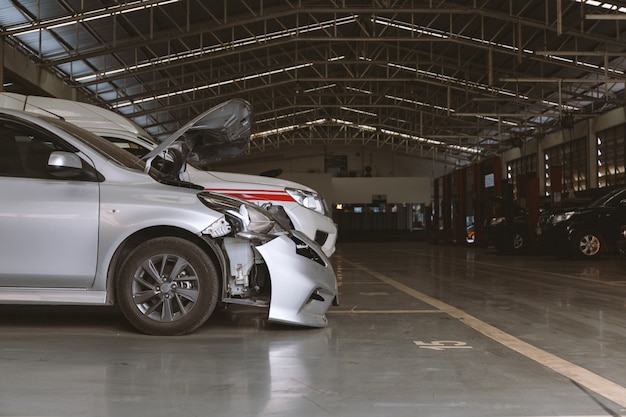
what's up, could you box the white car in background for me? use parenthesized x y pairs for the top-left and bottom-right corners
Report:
(0, 93), (337, 257)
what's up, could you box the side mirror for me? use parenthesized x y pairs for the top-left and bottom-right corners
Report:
(48, 151), (83, 169)
(47, 151), (102, 181)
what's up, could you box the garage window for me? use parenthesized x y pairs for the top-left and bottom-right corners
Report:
(544, 137), (588, 195)
(597, 124), (626, 188)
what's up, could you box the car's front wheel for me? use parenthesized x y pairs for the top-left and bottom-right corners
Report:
(511, 229), (526, 251)
(572, 231), (602, 258)
(116, 237), (219, 335)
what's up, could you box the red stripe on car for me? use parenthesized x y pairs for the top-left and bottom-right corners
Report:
(204, 188), (295, 202)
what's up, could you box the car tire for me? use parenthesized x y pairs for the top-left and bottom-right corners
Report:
(572, 231), (602, 258)
(116, 237), (220, 335)
(511, 229), (526, 251)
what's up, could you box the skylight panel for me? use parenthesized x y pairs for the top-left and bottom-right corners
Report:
(8, 0), (181, 36)
(75, 15), (356, 82)
(340, 106), (377, 117)
(252, 117), (480, 155)
(112, 63), (313, 108)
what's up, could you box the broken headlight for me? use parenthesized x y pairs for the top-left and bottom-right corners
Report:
(198, 192), (286, 238)
(286, 188), (328, 215)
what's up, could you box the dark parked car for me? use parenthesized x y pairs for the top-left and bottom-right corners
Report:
(487, 211), (530, 252)
(537, 187), (626, 258)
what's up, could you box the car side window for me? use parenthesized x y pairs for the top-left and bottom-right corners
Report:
(0, 120), (80, 179)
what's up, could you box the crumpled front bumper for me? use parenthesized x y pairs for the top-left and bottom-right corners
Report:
(255, 230), (338, 327)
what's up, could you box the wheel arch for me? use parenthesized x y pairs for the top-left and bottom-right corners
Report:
(106, 226), (225, 304)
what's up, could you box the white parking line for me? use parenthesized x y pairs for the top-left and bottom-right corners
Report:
(345, 259), (626, 410)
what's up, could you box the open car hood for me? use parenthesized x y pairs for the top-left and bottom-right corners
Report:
(143, 98), (252, 175)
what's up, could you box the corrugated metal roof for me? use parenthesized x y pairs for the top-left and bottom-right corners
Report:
(2, 0), (626, 164)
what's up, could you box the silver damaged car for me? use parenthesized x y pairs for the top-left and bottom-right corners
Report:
(0, 99), (338, 335)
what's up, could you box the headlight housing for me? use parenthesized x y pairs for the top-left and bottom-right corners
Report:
(198, 192), (287, 238)
(551, 211), (575, 225)
(490, 216), (506, 226)
(286, 188), (328, 215)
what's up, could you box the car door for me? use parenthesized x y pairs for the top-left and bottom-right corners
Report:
(611, 190), (626, 244)
(597, 189), (626, 246)
(0, 118), (100, 288)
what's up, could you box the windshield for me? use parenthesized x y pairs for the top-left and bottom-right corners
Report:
(589, 188), (626, 207)
(103, 136), (153, 158)
(42, 117), (197, 187)
(46, 117), (152, 172)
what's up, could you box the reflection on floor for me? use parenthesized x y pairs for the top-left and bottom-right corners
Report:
(1, 242), (626, 417)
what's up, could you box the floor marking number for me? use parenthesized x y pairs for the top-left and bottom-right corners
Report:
(414, 340), (473, 350)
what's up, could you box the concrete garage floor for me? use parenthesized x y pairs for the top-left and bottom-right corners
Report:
(1, 242), (626, 417)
